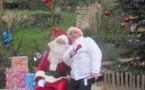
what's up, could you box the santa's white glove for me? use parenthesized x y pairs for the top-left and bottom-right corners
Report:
(38, 79), (45, 87)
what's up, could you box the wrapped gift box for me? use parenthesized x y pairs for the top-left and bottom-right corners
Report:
(11, 56), (28, 71)
(7, 87), (30, 90)
(24, 73), (37, 90)
(6, 68), (28, 89)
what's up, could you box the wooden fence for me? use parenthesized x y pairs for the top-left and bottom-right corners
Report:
(92, 70), (145, 90)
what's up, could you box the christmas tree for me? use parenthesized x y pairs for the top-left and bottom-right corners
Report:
(104, 0), (145, 75)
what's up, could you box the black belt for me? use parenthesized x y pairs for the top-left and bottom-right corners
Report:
(45, 70), (67, 77)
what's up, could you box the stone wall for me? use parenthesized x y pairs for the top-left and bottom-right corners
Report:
(75, 2), (102, 14)
(75, 1), (102, 33)
(76, 15), (98, 33)
(2, 12), (34, 28)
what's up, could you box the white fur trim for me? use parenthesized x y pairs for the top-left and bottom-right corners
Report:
(67, 27), (83, 36)
(34, 71), (46, 79)
(45, 76), (64, 83)
(48, 35), (69, 48)
(45, 75), (70, 83)
(56, 35), (69, 46)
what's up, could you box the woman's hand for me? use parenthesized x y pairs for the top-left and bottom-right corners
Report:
(91, 73), (98, 81)
(69, 48), (77, 57)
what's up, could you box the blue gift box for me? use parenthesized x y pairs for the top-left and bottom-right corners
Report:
(24, 73), (37, 90)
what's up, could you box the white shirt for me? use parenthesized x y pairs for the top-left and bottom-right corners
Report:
(63, 36), (102, 80)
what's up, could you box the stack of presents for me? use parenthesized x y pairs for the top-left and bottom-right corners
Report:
(6, 56), (37, 90)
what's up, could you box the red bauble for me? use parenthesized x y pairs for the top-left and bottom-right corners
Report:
(124, 17), (130, 22)
(42, 0), (46, 2)
(104, 11), (109, 16)
(121, 23), (125, 27)
(42, 0), (52, 6)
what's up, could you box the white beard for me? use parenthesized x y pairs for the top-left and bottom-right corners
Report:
(48, 41), (68, 71)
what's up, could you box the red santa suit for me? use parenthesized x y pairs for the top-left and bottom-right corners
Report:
(34, 35), (71, 90)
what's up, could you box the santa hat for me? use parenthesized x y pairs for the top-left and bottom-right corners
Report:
(55, 35), (69, 46)
(67, 26), (83, 37)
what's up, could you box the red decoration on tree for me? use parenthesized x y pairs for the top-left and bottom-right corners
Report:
(104, 11), (109, 16)
(42, 0), (53, 6)
(121, 23), (125, 27)
(124, 17), (130, 22)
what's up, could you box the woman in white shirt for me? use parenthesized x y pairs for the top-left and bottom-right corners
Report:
(63, 26), (102, 90)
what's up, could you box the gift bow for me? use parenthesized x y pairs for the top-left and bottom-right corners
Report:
(15, 59), (20, 64)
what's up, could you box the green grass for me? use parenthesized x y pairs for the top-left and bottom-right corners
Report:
(4, 10), (51, 13)
(2, 10), (82, 58)
(55, 12), (78, 29)
(4, 10), (85, 30)
(17, 27), (50, 50)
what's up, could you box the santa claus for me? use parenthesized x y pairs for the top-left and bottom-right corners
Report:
(34, 35), (71, 90)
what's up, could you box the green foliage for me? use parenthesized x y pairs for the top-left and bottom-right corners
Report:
(99, 43), (120, 61)
(102, 0), (145, 75)
(94, 0), (130, 38)
(112, 0), (145, 59)
(4, 10), (51, 13)
(112, 0), (145, 30)
(83, 28), (95, 37)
